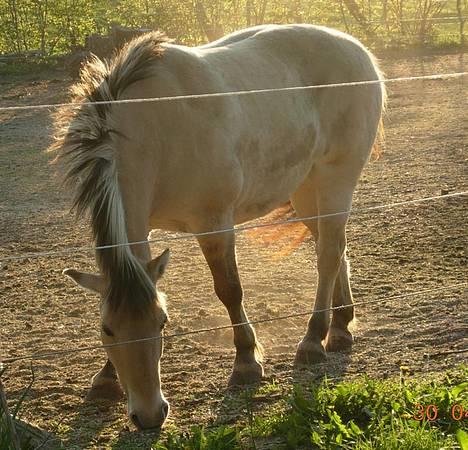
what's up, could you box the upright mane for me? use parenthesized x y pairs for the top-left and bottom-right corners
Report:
(51, 31), (169, 310)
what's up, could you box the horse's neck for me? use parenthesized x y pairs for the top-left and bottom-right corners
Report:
(124, 218), (151, 263)
(129, 240), (152, 264)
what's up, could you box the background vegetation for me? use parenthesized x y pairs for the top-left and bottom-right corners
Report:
(0, 0), (467, 58)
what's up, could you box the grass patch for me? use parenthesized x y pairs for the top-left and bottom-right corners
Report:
(154, 366), (467, 449)
(153, 425), (241, 450)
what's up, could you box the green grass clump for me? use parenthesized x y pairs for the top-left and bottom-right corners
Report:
(2, 367), (466, 449)
(253, 367), (467, 449)
(153, 425), (240, 450)
(154, 366), (467, 450)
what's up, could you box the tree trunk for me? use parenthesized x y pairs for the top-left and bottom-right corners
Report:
(246, 0), (252, 26)
(258, 0), (268, 24)
(194, 1), (224, 42)
(342, 0), (376, 38)
(382, 0), (388, 32)
(456, 0), (466, 45)
(339, 0), (350, 32)
(36, 0), (49, 56)
(7, 0), (21, 53)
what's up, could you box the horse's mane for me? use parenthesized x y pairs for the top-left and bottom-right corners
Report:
(51, 31), (169, 310)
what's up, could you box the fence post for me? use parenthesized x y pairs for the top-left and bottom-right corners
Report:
(0, 372), (21, 450)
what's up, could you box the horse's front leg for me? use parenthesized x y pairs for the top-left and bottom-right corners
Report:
(197, 231), (263, 385)
(86, 359), (123, 401)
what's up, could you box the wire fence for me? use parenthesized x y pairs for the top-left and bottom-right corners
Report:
(1, 66), (466, 363)
(0, 71), (467, 267)
(1, 71), (467, 113)
(1, 191), (467, 264)
(2, 282), (466, 366)
(369, 15), (468, 23)
(0, 59), (466, 446)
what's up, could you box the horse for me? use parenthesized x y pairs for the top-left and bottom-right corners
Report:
(52, 24), (385, 429)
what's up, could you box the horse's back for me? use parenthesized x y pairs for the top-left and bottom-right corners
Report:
(197, 24), (277, 49)
(112, 25), (384, 228)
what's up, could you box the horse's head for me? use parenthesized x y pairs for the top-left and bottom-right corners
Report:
(64, 249), (171, 429)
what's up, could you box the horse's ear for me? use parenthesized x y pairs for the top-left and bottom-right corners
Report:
(63, 268), (105, 294)
(147, 249), (170, 283)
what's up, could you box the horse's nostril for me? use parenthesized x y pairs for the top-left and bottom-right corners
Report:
(130, 413), (143, 430)
(162, 402), (169, 419)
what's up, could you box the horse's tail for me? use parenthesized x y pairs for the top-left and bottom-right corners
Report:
(245, 204), (310, 259)
(50, 32), (168, 308)
(370, 117), (385, 160)
(371, 62), (387, 160)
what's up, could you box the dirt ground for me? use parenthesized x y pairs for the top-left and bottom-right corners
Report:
(0, 50), (467, 449)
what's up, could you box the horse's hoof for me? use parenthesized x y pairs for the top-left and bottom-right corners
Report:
(325, 327), (353, 352)
(228, 362), (263, 386)
(85, 381), (124, 402)
(294, 340), (326, 367)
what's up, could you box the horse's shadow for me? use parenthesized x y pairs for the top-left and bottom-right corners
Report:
(63, 388), (162, 449)
(109, 427), (162, 449)
(61, 393), (125, 448)
(60, 351), (352, 447)
(213, 350), (353, 429)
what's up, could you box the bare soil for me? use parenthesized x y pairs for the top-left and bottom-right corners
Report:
(0, 52), (467, 449)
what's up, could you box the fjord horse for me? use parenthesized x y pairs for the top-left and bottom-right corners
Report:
(53, 24), (385, 429)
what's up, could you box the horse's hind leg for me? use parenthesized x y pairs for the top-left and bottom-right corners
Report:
(325, 255), (354, 352)
(197, 231), (263, 385)
(292, 164), (357, 366)
(289, 195), (354, 355)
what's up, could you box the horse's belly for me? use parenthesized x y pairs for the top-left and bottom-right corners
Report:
(233, 141), (315, 224)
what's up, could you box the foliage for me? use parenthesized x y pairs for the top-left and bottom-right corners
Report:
(0, 0), (466, 57)
(260, 371), (467, 449)
(154, 367), (467, 449)
(152, 425), (240, 450)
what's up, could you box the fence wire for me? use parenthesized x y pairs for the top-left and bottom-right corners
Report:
(1, 282), (466, 366)
(1, 65), (466, 370)
(1, 190), (466, 264)
(0, 71), (467, 113)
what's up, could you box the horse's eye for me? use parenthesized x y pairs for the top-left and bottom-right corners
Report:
(102, 324), (114, 337)
(161, 315), (168, 330)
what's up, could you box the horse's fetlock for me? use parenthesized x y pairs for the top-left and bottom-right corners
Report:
(229, 359), (263, 386)
(294, 339), (327, 367)
(325, 326), (353, 352)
